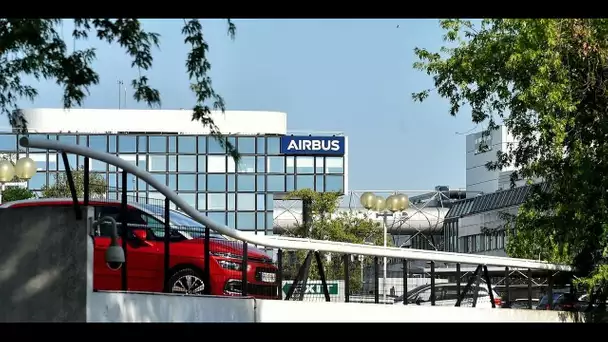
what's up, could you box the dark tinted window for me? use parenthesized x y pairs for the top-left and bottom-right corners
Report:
(95, 205), (146, 236)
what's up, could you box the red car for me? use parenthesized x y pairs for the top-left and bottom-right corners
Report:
(1, 198), (280, 299)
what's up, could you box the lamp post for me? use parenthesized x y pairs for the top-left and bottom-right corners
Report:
(0, 157), (37, 203)
(360, 191), (409, 303)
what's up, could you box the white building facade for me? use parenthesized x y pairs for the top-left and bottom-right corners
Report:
(0, 108), (348, 236)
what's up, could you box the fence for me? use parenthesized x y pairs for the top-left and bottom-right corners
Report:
(19, 136), (601, 313)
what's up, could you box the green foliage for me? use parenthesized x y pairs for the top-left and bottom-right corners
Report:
(281, 189), (387, 293)
(413, 19), (608, 295)
(1, 186), (34, 203)
(41, 167), (107, 198)
(0, 19), (239, 162)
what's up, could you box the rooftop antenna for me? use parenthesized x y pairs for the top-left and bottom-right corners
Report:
(117, 80), (126, 109)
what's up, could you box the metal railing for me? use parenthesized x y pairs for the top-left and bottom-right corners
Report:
(18, 137), (579, 310)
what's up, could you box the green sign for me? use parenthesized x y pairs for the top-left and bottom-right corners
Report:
(282, 281), (339, 295)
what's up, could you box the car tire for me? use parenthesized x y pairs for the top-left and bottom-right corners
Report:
(167, 268), (207, 295)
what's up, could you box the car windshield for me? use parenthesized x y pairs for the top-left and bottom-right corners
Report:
(539, 293), (564, 305)
(138, 203), (226, 240)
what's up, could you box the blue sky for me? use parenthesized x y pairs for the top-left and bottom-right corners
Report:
(5, 19), (476, 191)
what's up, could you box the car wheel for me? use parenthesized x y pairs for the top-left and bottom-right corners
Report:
(167, 268), (206, 295)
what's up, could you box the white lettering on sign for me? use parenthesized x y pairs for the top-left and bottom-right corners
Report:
(287, 139), (341, 152)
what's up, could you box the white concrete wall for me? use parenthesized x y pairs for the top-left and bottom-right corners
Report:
(88, 292), (255, 322)
(20, 108), (287, 135)
(254, 299), (577, 322)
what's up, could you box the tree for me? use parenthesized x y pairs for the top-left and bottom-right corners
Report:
(412, 19), (608, 299)
(41, 167), (107, 198)
(280, 189), (386, 294)
(0, 19), (239, 161)
(1, 186), (34, 203)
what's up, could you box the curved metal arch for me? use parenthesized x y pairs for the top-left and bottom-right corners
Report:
(19, 137), (573, 272)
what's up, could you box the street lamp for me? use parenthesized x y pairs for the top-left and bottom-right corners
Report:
(0, 157), (37, 203)
(360, 191), (409, 303)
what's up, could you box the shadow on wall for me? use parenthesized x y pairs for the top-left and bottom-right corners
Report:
(558, 311), (608, 323)
(0, 206), (88, 322)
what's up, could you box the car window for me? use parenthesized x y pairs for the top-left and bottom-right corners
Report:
(95, 205), (147, 237)
(416, 289), (431, 302)
(442, 285), (460, 301)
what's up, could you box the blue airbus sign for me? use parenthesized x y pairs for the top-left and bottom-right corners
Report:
(280, 136), (345, 156)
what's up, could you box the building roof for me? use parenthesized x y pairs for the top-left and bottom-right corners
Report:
(445, 183), (548, 219)
(15, 108), (288, 135)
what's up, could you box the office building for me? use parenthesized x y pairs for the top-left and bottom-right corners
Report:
(0, 108), (348, 235)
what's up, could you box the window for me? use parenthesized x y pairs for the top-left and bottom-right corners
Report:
(168, 174), (177, 189)
(256, 137), (266, 154)
(208, 212), (226, 225)
(237, 193), (256, 211)
(315, 175), (324, 192)
(149, 136), (166, 153)
(286, 157), (295, 173)
(178, 136), (196, 154)
(267, 156), (284, 173)
(414, 289), (431, 302)
(28, 153), (47, 171)
(237, 175), (255, 192)
(118, 136), (137, 152)
(237, 156), (255, 173)
(257, 194), (265, 211)
(286, 175), (295, 192)
(208, 156), (226, 173)
(237, 212), (255, 230)
(180, 193), (196, 210)
(325, 175), (343, 192)
(197, 136), (207, 153)
(296, 175), (314, 190)
(138, 136), (147, 152)
(176, 155), (195, 172)
(197, 193), (206, 210)
(208, 137), (224, 154)
(257, 212), (265, 230)
(197, 156), (206, 172)
(296, 157), (314, 173)
(257, 175), (266, 191)
(28, 173), (46, 189)
(178, 174), (196, 191)
(108, 135), (117, 153)
(227, 193), (236, 210)
(325, 157), (343, 173)
(208, 193), (226, 210)
(149, 155), (166, 172)
(208, 174), (226, 192)
(89, 135), (107, 152)
(168, 156), (177, 172)
(168, 136), (177, 153)
(227, 174), (236, 191)
(267, 137), (280, 154)
(59, 135), (77, 145)
(267, 175), (284, 192)
(315, 157), (324, 173)
(256, 156), (266, 173)
(94, 206), (147, 236)
(238, 137), (255, 154)
(197, 174), (206, 191)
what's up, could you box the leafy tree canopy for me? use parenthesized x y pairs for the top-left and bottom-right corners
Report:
(1, 186), (34, 203)
(41, 167), (107, 198)
(0, 19), (239, 161)
(281, 189), (387, 292)
(413, 19), (608, 293)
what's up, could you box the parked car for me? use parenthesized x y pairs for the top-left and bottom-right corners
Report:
(1, 198), (279, 299)
(536, 293), (581, 311)
(502, 298), (539, 309)
(393, 282), (502, 308)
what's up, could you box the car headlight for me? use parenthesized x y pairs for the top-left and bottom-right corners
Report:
(211, 252), (241, 260)
(218, 260), (242, 271)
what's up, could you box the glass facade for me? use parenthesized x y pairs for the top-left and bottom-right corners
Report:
(0, 133), (346, 235)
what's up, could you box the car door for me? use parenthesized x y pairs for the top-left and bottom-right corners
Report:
(93, 205), (163, 292)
